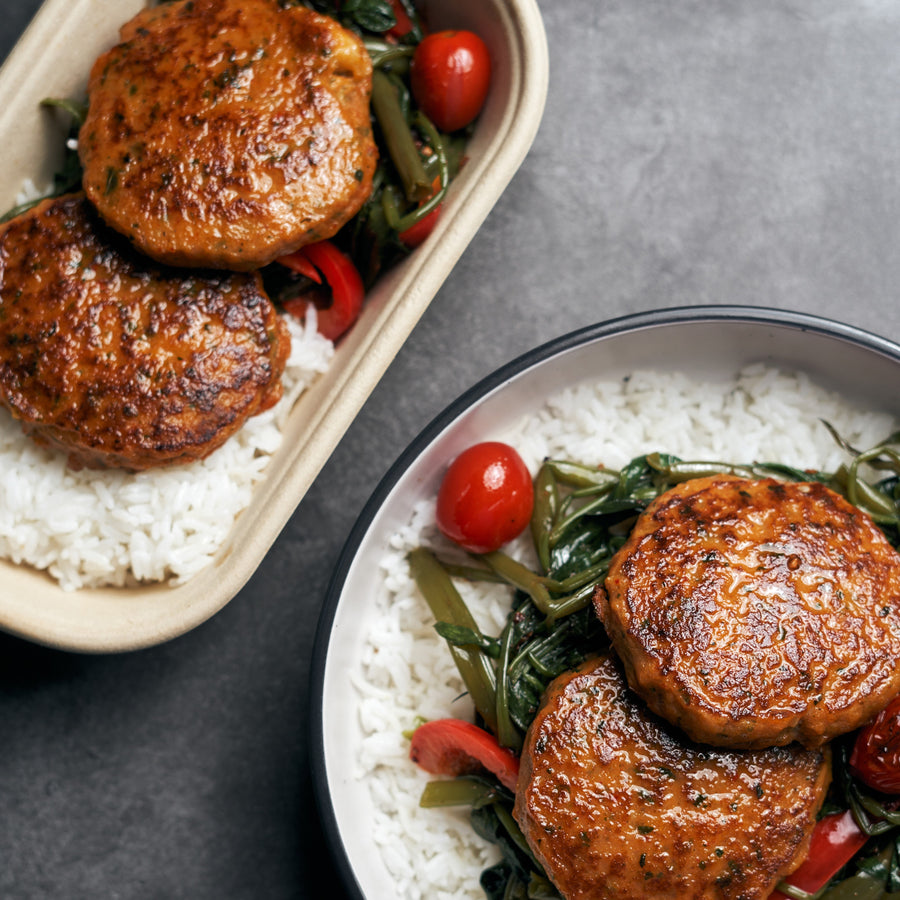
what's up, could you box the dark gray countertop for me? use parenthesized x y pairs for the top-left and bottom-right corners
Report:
(2, 1), (900, 897)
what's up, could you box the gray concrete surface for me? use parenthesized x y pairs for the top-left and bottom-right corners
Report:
(2, 1), (900, 897)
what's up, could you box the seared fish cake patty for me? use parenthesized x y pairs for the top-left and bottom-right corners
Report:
(0, 194), (290, 470)
(596, 475), (900, 749)
(80, 0), (376, 270)
(514, 654), (830, 900)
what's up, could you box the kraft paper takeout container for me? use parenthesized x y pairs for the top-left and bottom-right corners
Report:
(0, 0), (549, 652)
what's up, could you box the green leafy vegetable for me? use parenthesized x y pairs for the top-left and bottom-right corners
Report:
(338, 0), (397, 33)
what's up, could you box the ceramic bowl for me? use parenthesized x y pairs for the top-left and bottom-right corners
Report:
(310, 305), (900, 898)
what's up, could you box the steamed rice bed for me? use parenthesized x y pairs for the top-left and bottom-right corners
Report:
(354, 365), (898, 900)
(0, 312), (333, 591)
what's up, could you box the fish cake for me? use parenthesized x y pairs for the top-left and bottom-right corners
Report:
(514, 653), (830, 900)
(596, 475), (900, 749)
(79, 0), (377, 270)
(0, 194), (290, 470)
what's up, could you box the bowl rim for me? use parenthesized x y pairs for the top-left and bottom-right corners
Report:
(308, 302), (900, 898)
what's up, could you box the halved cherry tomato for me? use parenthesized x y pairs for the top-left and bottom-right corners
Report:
(409, 718), (520, 792)
(436, 442), (534, 554)
(277, 240), (364, 342)
(410, 30), (491, 133)
(768, 809), (869, 899)
(849, 693), (900, 793)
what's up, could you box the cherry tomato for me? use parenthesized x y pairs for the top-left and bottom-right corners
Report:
(410, 30), (491, 133)
(849, 693), (900, 793)
(436, 442), (534, 554)
(277, 240), (364, 342)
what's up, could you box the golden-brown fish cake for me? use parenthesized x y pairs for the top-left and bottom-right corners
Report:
(0, 194), (290, 470)
(79, 0), (377, 270)
(514, 654), (830, 900)
(595, 475), (900, 749)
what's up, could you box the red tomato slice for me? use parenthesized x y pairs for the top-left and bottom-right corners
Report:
(436, 441), (534, 554)
(768, 810), (869, 899)
(277, 250), (322, 284)
(398, 203), (441, 247)
(399, 178), (443, 248)
(409, 718), (520, 792)
(277, 240), (364, 342)
(411, 30), (491, 133)
(386, 0), (414, 39)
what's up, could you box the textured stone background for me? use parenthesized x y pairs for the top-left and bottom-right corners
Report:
(2, 1), (899, 897)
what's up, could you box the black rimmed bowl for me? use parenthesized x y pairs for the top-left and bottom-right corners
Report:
(310, 305), (900, 899)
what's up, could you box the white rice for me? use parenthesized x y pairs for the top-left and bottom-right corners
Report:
(355, 364), (897, 899)
(0, 311), (333, 591)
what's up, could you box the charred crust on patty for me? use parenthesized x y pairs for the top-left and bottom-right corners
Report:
(514, 653), (830, 900)
(0, 194), (290, 470)
(79, 0), (377, 270)
(596, 474), (900, 750)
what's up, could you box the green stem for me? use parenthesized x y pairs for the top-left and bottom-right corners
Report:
(408, 548), (498, 732)
(39, 96), (88, 125)
(418, 777), (496, 808)
(394, 111), (449, 231)
(548, 492), (621, 548)
(544, 579), (602, 623)
(545, 459), (621, 490)
(381, 183), (403, 230)
(371, 70), (432, 202)
(365, 40), (414, 69)
(495, 623), (523, 753)
(440, 560), (506, 584)
(530, 463), (558, 573)
(478, 551), (554, 615)
(494, 803), (536, 861)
